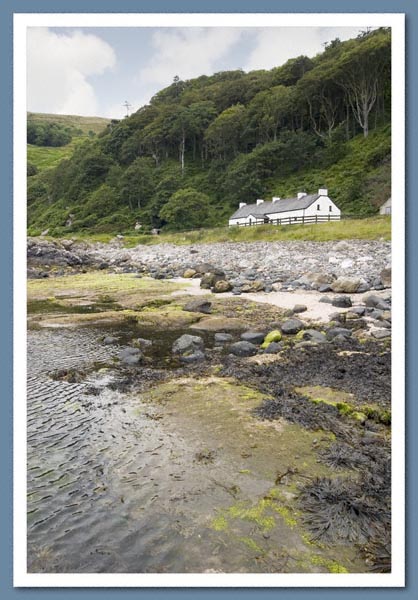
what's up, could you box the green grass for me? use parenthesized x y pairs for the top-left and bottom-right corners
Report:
(59, 216), (390, 246)
(27, 112), (111, 173)
(27, 138), (85, 172)
(27, 112), (110, 135)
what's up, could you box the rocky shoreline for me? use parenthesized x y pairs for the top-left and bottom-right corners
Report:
(28, 236), (391, 292)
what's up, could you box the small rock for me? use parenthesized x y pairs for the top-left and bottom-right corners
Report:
(371, 329), (391, 339)
(292, 304), (307, 313)
(172, 334), (204, 355)
(281, 319), (303, 335)
(319, 295), (333, 304)
(214, 333), (233, 343)
(334, 240), (351, 252)
(183, 299), (212, 314)
(326, 327), (352, 340)
(229, 341), (258, 357)
(135, 337), (153, 348)
(180, 350), (206, 363)
(103, 336), (118, 345)
(263, 341), (283, 354)
(241, 331), (265, 344)
(118, 347), (143, 365)
(300, 329), (327, 344)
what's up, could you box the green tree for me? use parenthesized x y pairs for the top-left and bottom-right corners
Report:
(119, 157), (155, 210)
(159, 187), (211, 230)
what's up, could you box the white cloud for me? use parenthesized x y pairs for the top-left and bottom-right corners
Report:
(138, 27), (244, 89)
(245, 27), (364, 71)
(27, 28), (116, 116)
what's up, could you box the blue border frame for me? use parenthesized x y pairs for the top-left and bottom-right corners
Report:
(1, 0), (416, 598)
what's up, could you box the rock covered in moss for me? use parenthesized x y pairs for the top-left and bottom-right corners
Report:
(261, 330), (282, 349)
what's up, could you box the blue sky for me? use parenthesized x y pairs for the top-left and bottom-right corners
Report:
(27, 26), (365, 119)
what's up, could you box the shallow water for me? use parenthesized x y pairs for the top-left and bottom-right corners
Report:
(27, 326), (368, 574)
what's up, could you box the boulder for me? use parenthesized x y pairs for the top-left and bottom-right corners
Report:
(180, 350), (206, 364)
(281, 319), (303, 335)
(331, 296), (353, 308)
(292, 304), (307, 314)
(172, 334), (204, 355)
(363, 294), (391, 310)
(183, 299), (212, 314)
(241, 331), (266, 344)
(103, 336), (118, 345)
(302, 272), (334, 287)
(200, 271), (225, 289)
(118, 347), (143, 365)
(263, 342), (283, 354)
(299, 329), (327, 344)
(326, 327), (352, 341)
(212, 280), (233, 293)
(261, 330), (282, 348)
(380, 267), (392, 287)
(183, 268), (197, 278)
(331, 277), (362, 293)
(371, 329), (391, 340)
(229, 341), (258, 357)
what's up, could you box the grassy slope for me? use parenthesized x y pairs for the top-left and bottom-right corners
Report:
(267, 125), (391, 215)
(27, 113), (110, 173)
(65, 216), (391, 246)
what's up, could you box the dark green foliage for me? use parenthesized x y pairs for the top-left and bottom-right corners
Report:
(27, 120), (73, 147)
(159, 188), (212, 230)
(27, 28), (391, 234)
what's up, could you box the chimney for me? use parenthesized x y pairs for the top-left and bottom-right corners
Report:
(256, 199), (264, 205)
(318, 187), (328, 196)
(239, 202), (247, 209)
(297, 191), (307, 200)
(272, 197), (281, 203)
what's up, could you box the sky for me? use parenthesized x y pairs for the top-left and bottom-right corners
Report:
(27, 26), (366, 119)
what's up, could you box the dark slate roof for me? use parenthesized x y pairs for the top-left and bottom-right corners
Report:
(230, 194), (320, 220)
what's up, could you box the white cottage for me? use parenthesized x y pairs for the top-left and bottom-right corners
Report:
(228, 188), (341, 227)
(379, 197), (391, 215)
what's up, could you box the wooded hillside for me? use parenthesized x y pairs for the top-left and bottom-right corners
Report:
(27, 28), (391, 235)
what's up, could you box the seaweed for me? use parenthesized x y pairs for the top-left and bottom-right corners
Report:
(298, 476), (391, 549)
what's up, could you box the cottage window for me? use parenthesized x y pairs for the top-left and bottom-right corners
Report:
(329, 205), (332, 211)
(317, 204), (320, 210)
